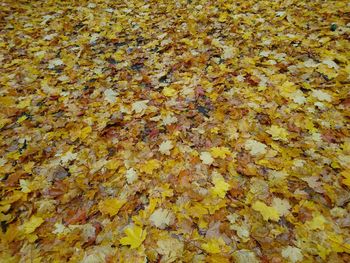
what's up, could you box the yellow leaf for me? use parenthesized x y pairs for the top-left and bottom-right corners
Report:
(21, 215), (44, 234)
(0, 117), (11, 129)
(6, 151), (21, 160)
(0, 96), (15, 106)
(0, 204), (10, 213)
(162, 87), (177, 97)
(306, 213), (326, 230)
(23, 162), (35, 174)
(328, 233), (350, 254)
(17, 98), (31, 109)
(258, 86), (267, 91)
(341, 170), (350, 187)
(207, 254), (231, 263)
(98, 198), (126, 217)
(304, 118), (317, 133)
(317, 64), (338, 79)
(140, 159), (161, 174)
(211, 172), (230, 198)
(113, 50), (124, 60)
(201, 239), (221, 254)
(80, 126), (92, 140)
(210, 147), (231, 159)
(266, 125), (288, 141)
(280, 81), (296, 97)
(0, 191), (24, 206)
(190, 203), (208, 218)
(17, 115), (28, 123)
(317, 244), (331, 260)
(120, 225), (147, 249)
(0, 212), (12, 222)
(1, 223), (18, 243)
(218, 13), (228, 23)
(20, 179), (31, 193)
(105, 159), (122, 170)
(252, 201), (280, 221)
(114, 24), (123, 33)
(147, 198), (158, 214)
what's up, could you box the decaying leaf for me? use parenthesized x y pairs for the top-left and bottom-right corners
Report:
(150, 208), (174, 229)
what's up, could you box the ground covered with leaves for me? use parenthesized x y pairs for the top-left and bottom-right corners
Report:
(1, 0), (350, 262)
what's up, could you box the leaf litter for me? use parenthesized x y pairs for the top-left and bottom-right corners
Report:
(0, 0), (350, 262)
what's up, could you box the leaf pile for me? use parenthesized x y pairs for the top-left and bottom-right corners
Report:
(1, 0), (350, 262)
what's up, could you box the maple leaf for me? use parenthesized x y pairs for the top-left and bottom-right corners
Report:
(162, 114), (177, 125)
(210, 147), (231, 159)
(252, 201), (280, 221)
(280, 81), (297, 97)
(140, 159), (161, 174)
(306, 213), (326, 230)
(245, 140), (267, 156)
(312, 90), (332, 102)
(281, 246), (303, 263)
(341, 170), (350, 187)
(48, 58), (64, 69)
(156, 237), (184, 263)
(218, 12), (228, 22)
(162, 87), (177, 97)
(103, 89), (117, 104)
(233, 250), (259, 263)
(159, 140), (173, 155)
(80, 126), (92, 140)
(201, 239), (221, 254)
(291, 90), (306, 104)
(266, 125), (288, 141)
(19, 179), (31, 193)
(132, 100), (149, 114)
(98, 198), (126, 217)
(323, 59), (339, 69)
(60, 151), (77, 164)
(125, 168), (138, 184)
(120, 225), (147, 249)
(272, 197), (291, 216)
(211, 172), (230, 198)
(52, 222), (70, 235)
(200, 152), (214, 165)
(222, 46), (235, 59)
(21, 215), (44, 234)
(149, 208), (174, 229)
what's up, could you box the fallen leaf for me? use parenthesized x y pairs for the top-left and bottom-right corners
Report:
(281, 246), (303, 263)
(245, 140), (267, 156)
(252, 201), (280, 221)
(120, 225), (147, 249)
(98, 198), (126, 217)
(200, 152), (214, 165)
(150, 208), (174, 229)
(159, 140), (174, 155)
